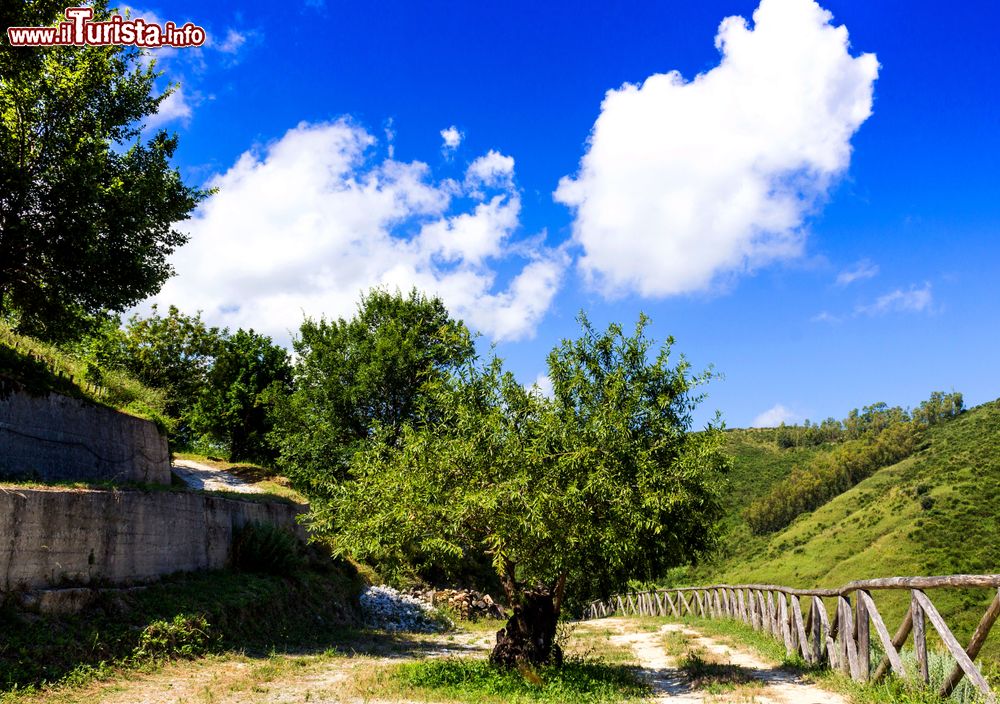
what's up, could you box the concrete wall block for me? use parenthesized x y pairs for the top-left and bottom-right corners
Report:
(0, 488), (307, 591)
(0, 386), (170, 485)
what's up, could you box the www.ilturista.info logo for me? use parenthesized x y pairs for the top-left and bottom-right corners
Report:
(7, 7), (206, 48)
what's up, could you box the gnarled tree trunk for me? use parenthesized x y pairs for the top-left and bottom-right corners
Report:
(490, 566), (566, 667)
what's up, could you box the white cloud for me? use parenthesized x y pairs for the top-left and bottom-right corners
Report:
(531, 373), (554, 399)
(556, 0), (878, 298)
(836, 258), (879, 286)
(145, 85), (192, 130)
(811, 311), (841, 324)
(441, 126), (463, 150)
(417, 194), (519, 265)
(855, 283), (933, 316)
(466, 150), (515, 191)
(217, 29), (246, 54)
(752, 404), (801, 428)
(149, 120), (564, 343)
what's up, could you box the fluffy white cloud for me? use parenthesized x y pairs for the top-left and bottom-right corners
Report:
(752, 404), (801, 428)
(556, 0), (879, 297)
(855, 283), (932, 316)
(836, 259), (879, 286)
(145, 85), (192, 130)
(441, 126), (463, 150)
(466, 150), (515, 190)
(150, 120), (564, 343)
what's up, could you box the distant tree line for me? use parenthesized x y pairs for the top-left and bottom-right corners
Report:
(745, 391), (964, 534)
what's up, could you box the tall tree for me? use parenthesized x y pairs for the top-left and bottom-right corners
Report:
(319, 314), (728, 666)
(0, 1), (205, 339)
(190, 329), (292, 463)
(271, 288), (475, 496)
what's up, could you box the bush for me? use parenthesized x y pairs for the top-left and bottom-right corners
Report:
(132, 614), (213, 660)
(231, 521), (304, 575)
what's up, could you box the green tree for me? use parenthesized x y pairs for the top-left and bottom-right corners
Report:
(0, 1), (205, 339)
(190, 329), (292, 463)
(271, 288), (474, 497)
(319, 314), (728, 666)
(90, 305), (225, 431)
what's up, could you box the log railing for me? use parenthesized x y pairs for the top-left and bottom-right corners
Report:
(583, 575), (1000, 702)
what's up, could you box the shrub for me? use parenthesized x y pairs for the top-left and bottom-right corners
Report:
(231, 521), (303, 575)
(132, 614), (213, 660)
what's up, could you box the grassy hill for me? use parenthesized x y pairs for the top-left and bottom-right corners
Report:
(671, 399), (1000, 658)
(0, 320), (169, 431)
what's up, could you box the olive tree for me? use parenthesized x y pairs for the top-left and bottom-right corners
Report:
(318, 314), (728, 666)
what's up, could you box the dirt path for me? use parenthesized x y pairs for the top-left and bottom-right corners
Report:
(585, 617), (846, 704)
(20, 631), (494, 704)
(170, 459), (265, 493)
(17, 621), (846, 703)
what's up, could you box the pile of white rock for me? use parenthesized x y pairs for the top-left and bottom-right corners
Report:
(359, 585), (453, 633)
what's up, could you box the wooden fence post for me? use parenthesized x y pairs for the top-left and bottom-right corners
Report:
(940, 588), (1000, 698)
(857, 590), (871, 679)
(912, 591), (929, 684)
(585, 573), (998, 703)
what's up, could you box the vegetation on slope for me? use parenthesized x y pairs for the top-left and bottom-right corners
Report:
(0, 563), (362, 694)
(0, 320), (170, 430)
(672, 398), (1000, 658)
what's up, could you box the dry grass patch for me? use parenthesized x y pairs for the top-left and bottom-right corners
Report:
(562, 624), (639, 666)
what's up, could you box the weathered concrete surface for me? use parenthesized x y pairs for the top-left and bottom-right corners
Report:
(0, 383), (170, 485)
(0, 488), (307, 591)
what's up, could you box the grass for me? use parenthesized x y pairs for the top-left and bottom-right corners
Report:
(0, 477), (304, 509)
(0, 564), (363, 695)
(4, 617), (649, 704)
(392, 657), (650, 704)
(0, 322), (169, 431)
(560, 623), (637, 666)
(670, 399), (1000, 662)
(679, 649), (759, 692)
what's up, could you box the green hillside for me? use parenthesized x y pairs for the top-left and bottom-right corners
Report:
(675, 399), (1000, 659)
(0, 321), (169, 430)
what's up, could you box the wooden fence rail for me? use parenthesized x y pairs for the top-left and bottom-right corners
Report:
(583, 574), (1000, 702)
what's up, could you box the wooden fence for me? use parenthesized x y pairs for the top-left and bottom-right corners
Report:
(583, 574), (1000, 702)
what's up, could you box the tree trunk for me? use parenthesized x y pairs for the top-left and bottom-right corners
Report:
(490, 585), (563, 667)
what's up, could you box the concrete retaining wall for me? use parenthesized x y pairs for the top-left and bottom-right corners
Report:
(0, 488), (307, 591)
(0, 382), (170, 485)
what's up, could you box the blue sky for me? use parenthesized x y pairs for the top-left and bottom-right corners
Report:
(126, 0), (999, 428)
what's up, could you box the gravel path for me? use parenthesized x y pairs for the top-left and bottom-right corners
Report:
(170, 458), (264, 493)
